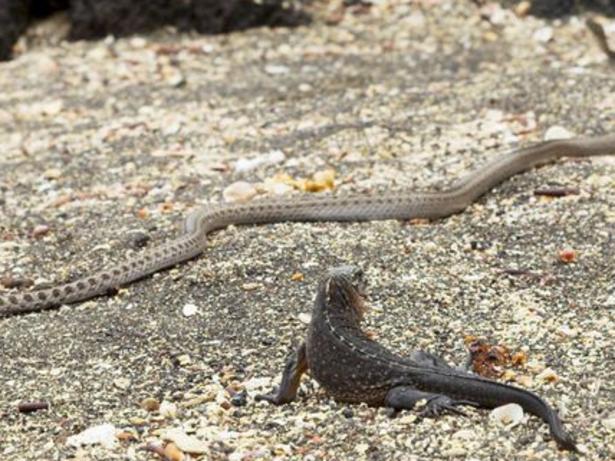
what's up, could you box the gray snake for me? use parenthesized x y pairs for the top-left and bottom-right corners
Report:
(1, 133), (614, 317)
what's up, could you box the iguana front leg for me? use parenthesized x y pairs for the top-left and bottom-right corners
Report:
(256, 342), (308, 405)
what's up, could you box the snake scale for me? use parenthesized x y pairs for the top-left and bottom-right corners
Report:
(1, 134), (614, 317)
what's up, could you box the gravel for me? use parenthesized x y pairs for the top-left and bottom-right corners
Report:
(0, 1), (614, 460)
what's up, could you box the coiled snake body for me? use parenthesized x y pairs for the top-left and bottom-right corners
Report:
(1, 134), (614, 316)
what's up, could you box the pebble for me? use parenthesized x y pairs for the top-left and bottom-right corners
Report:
(234, 150), (285, 173)
(452, 429), (476, 440)
(113, 377), (130, 390)
(230, 390), (248, 407)
(127, 230), (150, 248)
(43, 168), (62, 180)
(182, 303), (198, 317)
(140, 397), (160, 412)
(536, 368), (559, 383)
(159, 401), (178, 418)
(66, 424), (118, 449)
(558, 248), (577, 263)
(533, 26), (553, 43)
(223, 181), (258, 203)
(544, 126), (574, 141)
(298, 312), (312, 324)
(162, 428), (209, 454)
(602, 416), (615, 430)
(489, 403), (524, 427)
(241, 282), (260, 291)
(163, 442), (184, 461)
(264, 64), (290, 75)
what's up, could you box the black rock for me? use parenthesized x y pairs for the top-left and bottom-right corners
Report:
(0, 0), (309, 61)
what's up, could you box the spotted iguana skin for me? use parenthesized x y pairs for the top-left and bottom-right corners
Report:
(257, 266), (577, 452)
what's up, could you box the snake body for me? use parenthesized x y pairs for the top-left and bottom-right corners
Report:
(1, 134), (614, 317)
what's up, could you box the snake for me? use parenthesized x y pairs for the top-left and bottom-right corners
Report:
(1, 133), (614, 317)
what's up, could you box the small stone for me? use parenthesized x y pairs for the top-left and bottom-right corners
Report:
(602, 416), (615, 430)
(515, 375), (534, 388)
(43, 168), (62, 180)
(533, 26), (553, 43)
(129, 417), (147, 426)
(128, 231), (150, 248)
(544, 126), (574, 141)
(558, 324), (578, 338)
(66, 424), (118, 449)
(164, 442), (185, 461)
(290, 272), (304, 282)
(298, 313), (311, 324)
(165, 68), (186, 87)
(241, 282), (260, 291)
(114, 377), (130, 390)
(489, 403), (524, 427)
(230, 390), (248, 407)
(31, 224), (50, 238)
(140, 397), (160, 412)
(159, 401), (178, 418)
(223, 181), (258, 203)
(234, 150), (285, 173)
(163, 428), (208, 454)
(130, 37), (147, 48)
(264, 64), (290, 75)
(177, 354), (192, 366)
(558, 249), (577, 263)
(182, 303), (198, 317)
(452, 429), (476, 440)
(515, 1), (531, 16)
(537, 368), (559, 383)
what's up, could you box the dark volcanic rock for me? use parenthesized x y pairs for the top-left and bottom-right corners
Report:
(0, 0), (308, 61)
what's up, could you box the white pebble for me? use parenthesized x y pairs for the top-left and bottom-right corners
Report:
(163, 428), (209, 454)
(489, 403), (524, 427)
(264, 64), (290, 75)
(182, 303), (198, 317)
(223, 181), (257, 203)
(533, 26), (553, 43)
(602, 416), (615, 430)
(234, 150), (285, 173)
(66, 423), (118, 449)
(159, 401), (178, 418)
(544, 126), (574, 141)
(298, 313), (312, 324)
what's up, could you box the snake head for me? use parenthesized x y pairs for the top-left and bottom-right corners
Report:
(324, 265), (368, 320)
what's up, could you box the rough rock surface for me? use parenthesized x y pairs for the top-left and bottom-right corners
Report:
(0, 0), (307, 60)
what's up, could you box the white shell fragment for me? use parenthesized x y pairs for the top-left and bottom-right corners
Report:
(222, 181), (258, 203)
(182, 303), (198, 317)
(489, 403), (524, 428)
(298, 312), (312, 324)
(159, 401), (178, 418)
(544, 126), (574, 141)
(163, 428), (209, 454)
(66, 423), (118, 449)
(234, 150), (285, 173)
(602, 416), (615, 430)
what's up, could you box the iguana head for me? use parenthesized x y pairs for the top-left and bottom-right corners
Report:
(323, 265), (368, 321)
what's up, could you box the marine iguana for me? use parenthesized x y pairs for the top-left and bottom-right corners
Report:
(256, 265), (577, 452)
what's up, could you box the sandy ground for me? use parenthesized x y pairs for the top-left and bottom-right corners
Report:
(0, 1), (614, 460)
